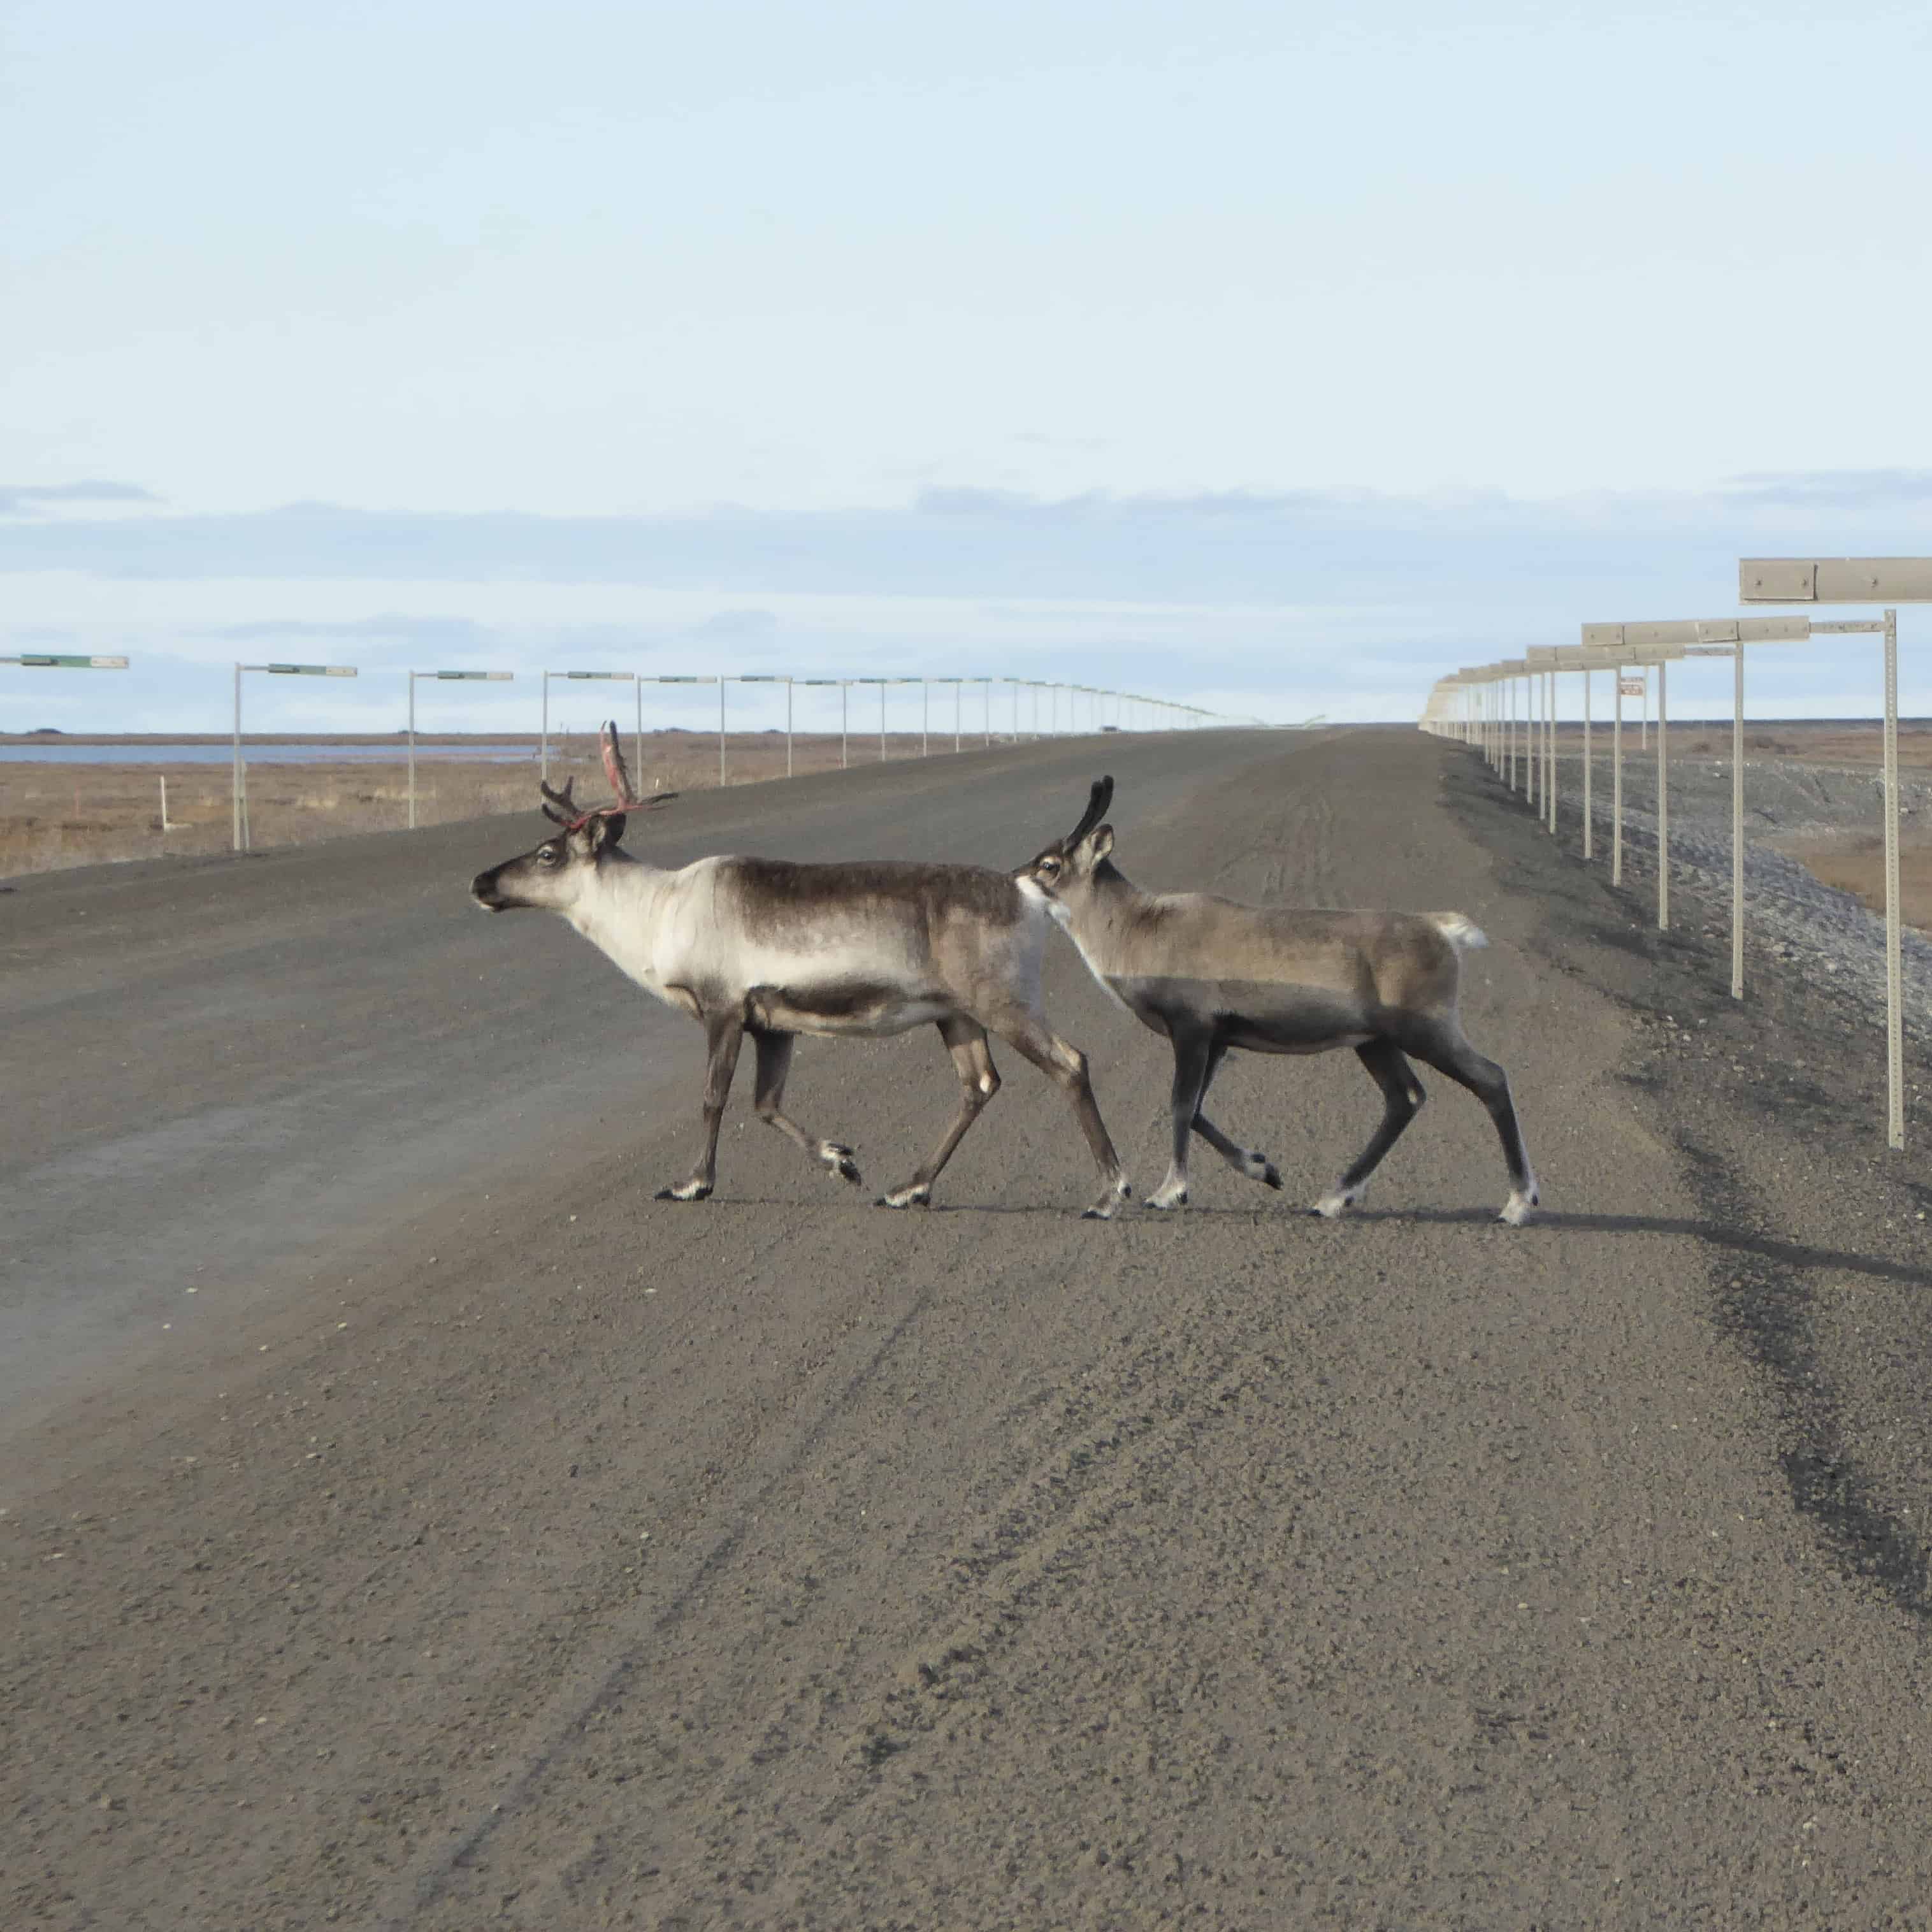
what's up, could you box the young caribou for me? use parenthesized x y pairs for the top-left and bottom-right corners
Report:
(470, 725), (1133, 1216)
(1014, 778), (1538, 1224)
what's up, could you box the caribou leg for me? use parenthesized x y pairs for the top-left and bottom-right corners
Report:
(658, 1004), (746, 1201)
(1312, 1039), (1424, 1218)
(981, 1004), (1131, 1218)
(1188, 1041), (1283, 1192)
(750, 1028), (863, 1186)
(1148, 1024), (1215, 1209)
(1397, 1016), (1539, 1225)
(877, 1016), (1000, 1208)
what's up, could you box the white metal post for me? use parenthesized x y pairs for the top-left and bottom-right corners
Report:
(719, 679), (726, 788)
(233, 662), (243, 851)
(232, 663), (356, 852)
(1546, 670), (1556, 833)
(1613, 670), (1623, 886)
(1731, 645), (1744, 998)
(1536, 670), (1545, 812)
(1885, 607), (1903, 1148)
(409, 669), (511, 830)
(1739, 559), (1924, 1148)
(1657, 660), (1669, 929)
(1530, 672), (1540, 811)
(541, 670), (550, 782)
(1582, 670), (1592, 858)
(922, 678), (929, 756)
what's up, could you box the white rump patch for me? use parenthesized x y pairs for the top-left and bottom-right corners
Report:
(1425, 912), (1489, 951)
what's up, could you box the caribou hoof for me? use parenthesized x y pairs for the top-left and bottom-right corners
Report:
(821, 1143), (863, 1186)
(1499, 1186), (1539, 1227)
(1081, 1179), (1134, 1221)
(1250, 1155), (1283, 1191)
(876, 1181), (931, 1210)
(655, 1179), (714, 1202)
(1310, 1187), (1360, 1220)
(1146, 1184), (1188, 1211)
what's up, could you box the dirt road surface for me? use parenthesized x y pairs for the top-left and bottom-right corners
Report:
(5, 730), (1930, 1929)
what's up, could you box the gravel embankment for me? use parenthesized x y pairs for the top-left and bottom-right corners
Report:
(1539, 749), (1932, 1043)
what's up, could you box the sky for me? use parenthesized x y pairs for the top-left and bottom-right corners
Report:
(6, 0), (1932, 733)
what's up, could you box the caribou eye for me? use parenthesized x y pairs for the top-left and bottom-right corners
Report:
(1038, 856), (1060, 876)
(536, 845), (560, 866)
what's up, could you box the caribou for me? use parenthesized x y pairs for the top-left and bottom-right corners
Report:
(470, 725), (1133, 1216)
(1014, 778), (1538, 1224)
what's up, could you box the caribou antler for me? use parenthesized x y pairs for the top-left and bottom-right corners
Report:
(600, 721), (640, 807)
(1065, 775), (1114, 849)
(538, 722), (644, 833)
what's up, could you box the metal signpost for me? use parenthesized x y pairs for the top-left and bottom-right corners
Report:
(1741, 557), (1923, 1150)
(3, 652), (128, 674)
(541, 670), (634, 783)
(1584, 626), (1691, 921)
(3, 653), (131, 815)
(892, 677), (921, 755)
(1497, 659), (1527, 795)
(408, 669), (512, 829)
(797, 677), (850, 767)
(856, 677), (890, 760)
(738, 674), (793, 777)
(1555, 646), (1596, 856)
(649, 675), (725, 785)
(965, 675), (992, 747)
(1527, 647), (1559, 830)
(1634, 642), (1680, 928)
(234, 662), (357, 851)
(930, 675), (962, 753)
(1589, 616), (1810, 995)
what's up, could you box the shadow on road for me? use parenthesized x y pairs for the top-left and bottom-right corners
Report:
(1349, 1206), (1931, 1289)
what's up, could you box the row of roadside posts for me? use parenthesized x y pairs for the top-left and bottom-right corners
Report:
(1418, 556), (1919, 1153)
(531, 673), (1207, 788)
(0, 654), (1216, 854)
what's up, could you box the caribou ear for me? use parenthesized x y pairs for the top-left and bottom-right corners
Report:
(591, 812), (626, 851)
(1088, 825), (1114, 862)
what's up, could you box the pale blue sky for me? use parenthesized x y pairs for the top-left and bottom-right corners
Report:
(5, 1), (1931, 728)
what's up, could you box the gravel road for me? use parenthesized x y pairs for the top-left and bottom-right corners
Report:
(4, 729), (1929, 1928)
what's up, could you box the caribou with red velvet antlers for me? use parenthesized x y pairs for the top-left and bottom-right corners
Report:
(1014, 778), (1538, 1224)
(471, 725), (1133, 1216)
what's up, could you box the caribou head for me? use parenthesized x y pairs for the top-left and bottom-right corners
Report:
(472, 721), (642, 912)
(1013, 775), (1115, 924)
